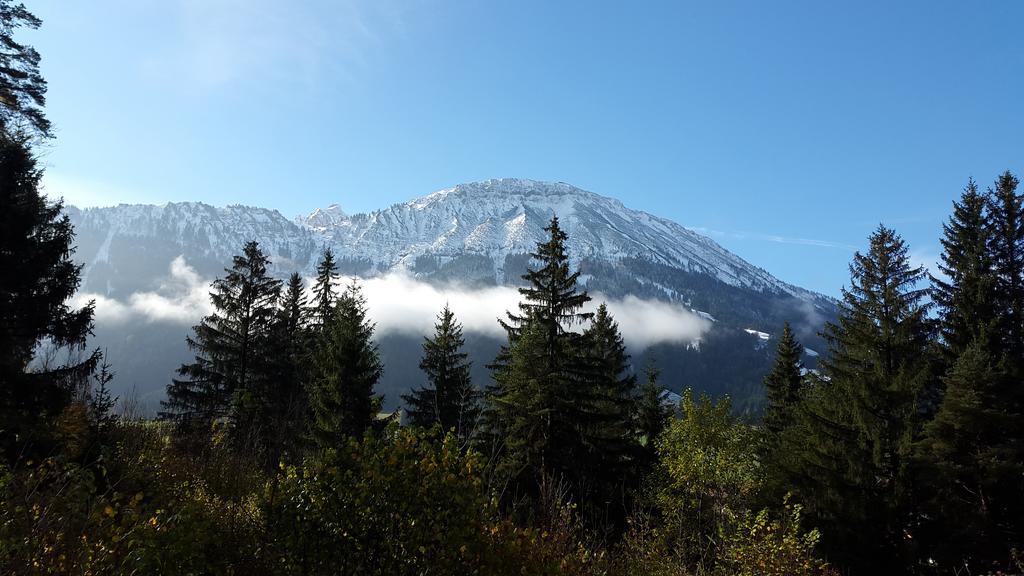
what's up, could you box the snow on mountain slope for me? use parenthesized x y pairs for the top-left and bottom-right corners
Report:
(296, 178), (821, 300)
(69, 178), (832, 317)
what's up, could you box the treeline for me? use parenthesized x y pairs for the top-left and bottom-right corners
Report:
(759, 175), (1024, 574)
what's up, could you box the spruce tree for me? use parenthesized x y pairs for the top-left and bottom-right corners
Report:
(761, 322), (804, 447)
(580, 304), (639, 499)
(913, 173), (1024, 570)
(0, 132), (98, 458)
(633, 364), (671, 472)
(267, 272), (310, 461)
(0, 1), (52, 139)
(485, 318), (553, 496)
(758, 322), (805, 505)
(915, 343), (1022, 570)
(161, 241), (282, 449)
(931, 179), (999, 358)
(987, 171), (1023, 359)
(792, 225), (934, 573)
(403, 305), (479, 442)
(485, 216), (593, 503)
(308, 280), (383, 448)
(311, 247), (339, 332)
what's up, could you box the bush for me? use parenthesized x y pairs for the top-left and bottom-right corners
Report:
(715, 496), (831, 576)
(265, 428), (500, 575)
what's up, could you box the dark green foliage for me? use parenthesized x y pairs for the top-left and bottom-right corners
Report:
(498, 216), (593, 342)
(85, 355), (117, 439)
(485, 216), (596, 508)
(311, 247), (339, 332)
(308, 280), (383, 447)
(634, 364), (671, 455)
(161, 241), (282, 451)
(761, 322), (804, 443)
(791, 225), (934, 573)
(0, 132), (98, 458)
(912, 172), (1024, 572)
(578, 303), (641, 514)
(0, 1), (51, 139)
(932, 179), (1000, 358)
(403, 305), (479, 442)
(265, 272), (310, 461)
(759, 323), (804, 504)
(987, 171), (1024, 359)
(914, 343), (1022, 570)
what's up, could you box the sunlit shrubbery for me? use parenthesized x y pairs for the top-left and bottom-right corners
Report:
(266, 426), (501, 575)
(715, 497), (831, 576)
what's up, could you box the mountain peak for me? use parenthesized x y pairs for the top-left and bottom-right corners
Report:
(298, 202), (348, 230)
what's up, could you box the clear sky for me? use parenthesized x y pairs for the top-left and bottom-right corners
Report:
(29, 0), (1024, 297)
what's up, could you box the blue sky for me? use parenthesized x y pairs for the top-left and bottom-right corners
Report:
(29, 0), (1024, 297)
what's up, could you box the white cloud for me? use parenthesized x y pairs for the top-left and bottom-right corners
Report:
(354, 275), (710, 348)
(73, 256), (213, 324)
(78, 258), (712, 349)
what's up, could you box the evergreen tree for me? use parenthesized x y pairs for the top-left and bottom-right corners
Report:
(758, 322), (805, 506)
(633, 364), (671, 472)
(485, 318), (553, 497)
(579, 304), (639, 503)
(85, 355), (117, 440)
(987, 171), (1024, 359)
(761, 323), (804, 448)
(308, 280), (383, 448)
(161, 241), (282, 449)
(311, 247), (339, 332)
(403, 305), (479, 442)
(0, 132), (97, 458)
(484, 216), (593, 504)
(915, 342), (1022, 570)
(791, 225), (934, 573)
(931, 179), (999, 358)
(913, 173), (1024, 570)
(267, 272), (310, 461)
(0, 1), (51, 139)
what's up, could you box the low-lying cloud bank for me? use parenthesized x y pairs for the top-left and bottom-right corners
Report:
(76, 257), (711, 349)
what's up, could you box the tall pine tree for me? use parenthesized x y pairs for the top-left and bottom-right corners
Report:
(308, 280), (383, 448)
(161, 241), (281, 450)
(403, 305), (479, 443)
(931, 179), (999, 358)
(0, 131), (97, 458)
(485, 216), (594, 504)
(913, 173), (1024, 571)
(311, 247), (339, 333)
(266, 272), (310, 461)
(791, 225), (934, 573)
(988, 171), (1024, 360)
(579, 303), (640, 512)
(758, 322), (805, 506)
(761, 322), (804, 447)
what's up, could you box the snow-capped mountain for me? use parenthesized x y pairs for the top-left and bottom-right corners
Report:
(71, 178), (830, 314)
(67, 178), (836, 414)
(292, 178), (821, 300)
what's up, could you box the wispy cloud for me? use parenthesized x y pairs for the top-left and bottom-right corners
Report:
(150, 0), (411, 91)
(689, 227), (860, 251)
